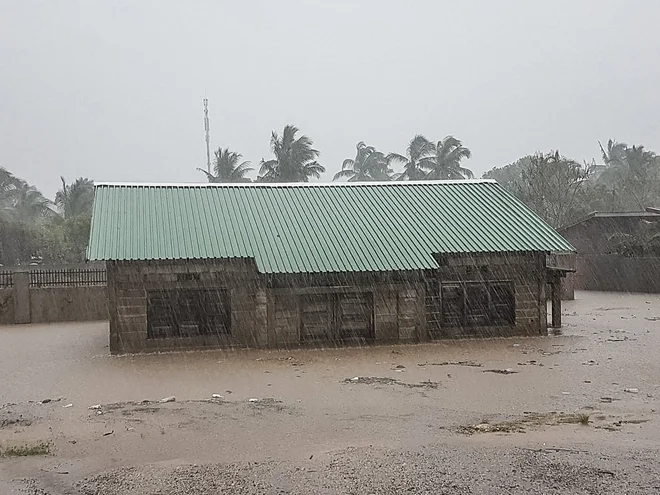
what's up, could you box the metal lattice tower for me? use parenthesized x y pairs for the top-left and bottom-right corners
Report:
(203, 98), (211, 174)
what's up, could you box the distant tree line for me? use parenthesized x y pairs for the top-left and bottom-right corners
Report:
(483, 139), (660, 228)
(4, 124), (658, 264)
(202, 124), (659, 231)
(0, 170), (93, 265)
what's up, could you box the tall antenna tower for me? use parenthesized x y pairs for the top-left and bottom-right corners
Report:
(203, 98), (211, 174)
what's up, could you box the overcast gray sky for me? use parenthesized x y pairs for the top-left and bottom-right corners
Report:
(1, 0), (659, 197)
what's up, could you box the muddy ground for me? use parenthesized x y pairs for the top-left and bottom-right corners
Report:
(1, 291), (660, 494)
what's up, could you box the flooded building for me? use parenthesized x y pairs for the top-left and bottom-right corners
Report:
(558, 208), (660, 294)
(87, 181), (574, 354)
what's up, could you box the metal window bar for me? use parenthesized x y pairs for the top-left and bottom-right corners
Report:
(0, 271), (13, 288)
(29, 268), (107, 287)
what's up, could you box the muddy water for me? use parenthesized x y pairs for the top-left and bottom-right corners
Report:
(2, 292), (659, 408)
(1, 291), (660, 490)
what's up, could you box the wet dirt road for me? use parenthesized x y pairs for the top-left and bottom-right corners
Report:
(1, 291), (660, 493)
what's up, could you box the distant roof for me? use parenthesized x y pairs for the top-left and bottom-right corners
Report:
(558, 208), (660, 232)
(87, 181), (574, 273)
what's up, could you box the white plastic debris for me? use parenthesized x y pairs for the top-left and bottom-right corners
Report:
(624, 388), (639, 394)
(561, 392), (571, 395)
(63, 403), (73, 408)
(159, 396), (176, 403)
(248, 398), (259, 403)
(88, 404), (101, 410)
(211, 394), (223, 399)
(350, 377), (359, 382)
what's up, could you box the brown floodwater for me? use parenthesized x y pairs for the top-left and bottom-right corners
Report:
(1, 290), (660, 489)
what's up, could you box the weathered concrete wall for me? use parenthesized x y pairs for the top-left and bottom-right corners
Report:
(30, 287), (107, 324)
(0, 289), (14, 324)
(430, 252), (548, 338)
(108, 252), (551, 353)
(562, 272), (575, 300)
(575, 255), (660, 293)
(1, 268), (107, 325)
(109, 260), (262, 354)
(374, 288), (398, 341)
(269, 292), (299, 346)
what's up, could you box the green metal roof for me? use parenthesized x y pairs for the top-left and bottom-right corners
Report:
(87, 181), (575, 273)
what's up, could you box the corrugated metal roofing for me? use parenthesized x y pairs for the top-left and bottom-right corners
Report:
(87, 180), (575, 273)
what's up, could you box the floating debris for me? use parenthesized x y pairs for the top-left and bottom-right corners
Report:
(483, 368), (518, 375)
(419, 361), (482, 367)
(343, 376), (438, 389)
(458, 412), (590, 435)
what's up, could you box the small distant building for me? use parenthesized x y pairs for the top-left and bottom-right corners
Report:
(558, 208), (660, 294)
(87, 181), (574, 354)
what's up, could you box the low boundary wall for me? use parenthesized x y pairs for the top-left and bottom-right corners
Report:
(0, 265), (108, 324)
(575, 255), (660, 293)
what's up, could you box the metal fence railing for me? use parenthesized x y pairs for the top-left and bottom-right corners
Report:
(29, 268), (107, 288)
(0, 271), (13, 288)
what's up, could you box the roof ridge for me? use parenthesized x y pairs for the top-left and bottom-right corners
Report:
(95, 179), (496, 188)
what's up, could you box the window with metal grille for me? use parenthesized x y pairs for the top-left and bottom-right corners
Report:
(147, 289), (231, 339)
(300, 292), (374, 344)
(441, 281), (515, 327)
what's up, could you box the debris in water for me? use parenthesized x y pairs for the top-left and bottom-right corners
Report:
(483, 369), (518, 375)
(159, 396), (176, 403)
(248, 398), (259, 403)
(395, 364), (405, 369)
(342, 376), (438, 389)
(425, 360), (482, 368)
(63, 403), (73, 408)
(40, 399), (52, 404)
(458, 412), (591, 435)
(88, 404), (101, 410)
(600, 397), (613, 403)
(644, 316), (660, 321)
(103, 430), (114, 436)
(624, 388), (639, 394)
(561, 392), (571, 395)
(582, 360), (598, 366)
(211, 394), (223, 399)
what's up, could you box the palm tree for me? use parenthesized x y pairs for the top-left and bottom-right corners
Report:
(425, 136), (473, 180)
(333, 142), (393, 182)
(598, 139), (660, 209)
(258, 125), (324, 182)
(599, 139), (628, 168)
(6, 180), (54, 222)
(0, 167), (20, 217)
(55, 177), (95, 219)
(387, 135), (435, 181)
(198, 148), (253, 183)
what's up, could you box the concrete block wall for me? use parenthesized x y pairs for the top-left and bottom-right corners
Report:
(433, 252), (548, 337)
(1, 270), (107, 325)
(107, 252), (551, 354)
(108, 260), (263, 354)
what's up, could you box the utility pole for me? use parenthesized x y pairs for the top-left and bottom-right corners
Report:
(203, 98), (211, 174)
